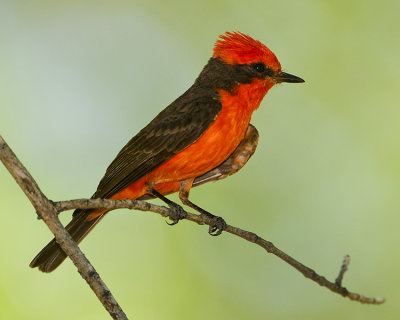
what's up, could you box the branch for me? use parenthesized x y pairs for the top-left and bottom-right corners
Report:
(0, 134), (385, 320)
(0, 135), (128, 320)
(55, 198), (384, 305)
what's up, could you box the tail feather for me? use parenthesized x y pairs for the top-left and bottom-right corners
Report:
(30, 209), (106, 273)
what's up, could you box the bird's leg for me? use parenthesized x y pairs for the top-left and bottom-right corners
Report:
(149, 188), (187, 225)
(147, 125), (257, 231)
(179, 178), (227, 236)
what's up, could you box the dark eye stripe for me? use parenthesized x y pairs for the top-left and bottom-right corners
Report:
(252, 63), (265, 73)
(250, 62), (275, 78)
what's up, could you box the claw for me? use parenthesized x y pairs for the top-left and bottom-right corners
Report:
(166, 203), (187, 226)
(206, 215), (227, 236)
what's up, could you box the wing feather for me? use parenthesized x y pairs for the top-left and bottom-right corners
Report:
(94, 87), (222, 199)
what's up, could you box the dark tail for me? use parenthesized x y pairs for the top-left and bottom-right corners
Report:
(29, 209), (106, 273)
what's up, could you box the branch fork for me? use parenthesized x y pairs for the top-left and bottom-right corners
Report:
(0, 135), (385, 319)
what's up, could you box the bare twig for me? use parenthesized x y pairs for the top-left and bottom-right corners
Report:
(335, 254), (350, 286)
(0, 134), (385, 320)
(54, 199), (385, 305)
(0, 135), (128, 320)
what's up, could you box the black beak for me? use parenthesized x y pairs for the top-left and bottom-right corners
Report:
(273, 72), (305, 83)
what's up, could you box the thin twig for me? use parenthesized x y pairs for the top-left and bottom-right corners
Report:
(335, 255), (350, 286)
(0, 135), (128, 320)
(55, 198), (385, 305)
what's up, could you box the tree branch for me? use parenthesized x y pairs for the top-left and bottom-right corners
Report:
(55, 198), (384, 305)
(0, 133), (385, 320)
(0, 135), (128, 320)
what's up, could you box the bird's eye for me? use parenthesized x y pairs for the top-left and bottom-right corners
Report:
(252, 63), (266, 73)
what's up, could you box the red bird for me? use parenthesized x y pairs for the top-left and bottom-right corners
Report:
(30, 32), (304, 272)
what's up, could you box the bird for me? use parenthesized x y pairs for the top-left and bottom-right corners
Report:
(30, 31), (304, 273)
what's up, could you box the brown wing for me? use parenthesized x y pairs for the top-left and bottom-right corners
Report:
(93, 87), (222, 199)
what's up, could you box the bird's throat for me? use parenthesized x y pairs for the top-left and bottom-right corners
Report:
(219, 78), (273, 113)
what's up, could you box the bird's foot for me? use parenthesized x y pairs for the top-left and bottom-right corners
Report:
(200, 212), (227, 236)
(166, 203), (187, 226)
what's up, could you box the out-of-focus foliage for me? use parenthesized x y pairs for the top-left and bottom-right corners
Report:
(0, 1), (398, 319)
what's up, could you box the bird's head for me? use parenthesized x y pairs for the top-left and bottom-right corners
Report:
(212, 31), (304, 87)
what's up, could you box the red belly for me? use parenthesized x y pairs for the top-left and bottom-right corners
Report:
(109, 81), (268, 204)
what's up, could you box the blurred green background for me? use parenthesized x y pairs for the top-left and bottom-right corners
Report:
(0, 0), (399, 319)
